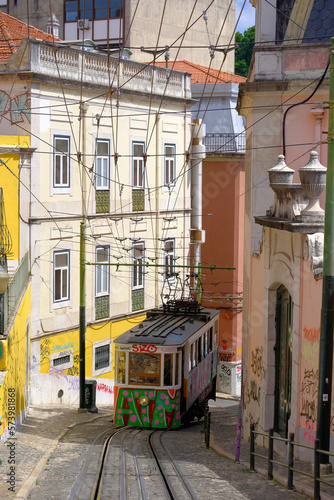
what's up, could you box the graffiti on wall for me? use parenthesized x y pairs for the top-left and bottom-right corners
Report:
(300, 368), (318, 423)
(303, 419), (316, 446)
(218, 363), (231, 390)
(188, 350), (217, 406)
(300, 327), (320, 430)
(51, 371), (113, 394)
(250, 346), (263, 379)
(51, 342), (78, 352)
(40, 339), (51, 363)
(219, 338), (235, 362)
(301, 327), (320, 365)
(0, 91), (31, 124)
(236, 364), (242, 383)
(244, 378), (261, 407)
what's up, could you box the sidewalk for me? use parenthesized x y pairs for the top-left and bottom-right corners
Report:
(210, 393), (334, 500)
(0, 397), (332, 499)
(0, 406), (114, 499)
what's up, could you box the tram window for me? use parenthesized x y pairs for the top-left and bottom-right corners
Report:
(209, 327), (213, 351)
(117, 352), (126, 384)
(129, 352), (160, 385)
(189, 344), (192, 371)
(203, 332), (207, 357)
(192, 342), (196, 369)
(164, 353), (173, 386)
(175, 352), (180, 385)
(199, 337), (204, 362)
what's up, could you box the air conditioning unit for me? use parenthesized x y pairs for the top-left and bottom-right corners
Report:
(77, 18), (90, 30)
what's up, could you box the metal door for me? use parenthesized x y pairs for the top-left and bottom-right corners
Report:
(274, 286), (292, 438)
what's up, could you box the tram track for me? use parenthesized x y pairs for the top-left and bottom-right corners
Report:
(149, 430), (198, 500)
(93, 427), (198, 500)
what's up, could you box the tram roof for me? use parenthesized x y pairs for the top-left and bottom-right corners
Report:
(114, 308), (219, 347)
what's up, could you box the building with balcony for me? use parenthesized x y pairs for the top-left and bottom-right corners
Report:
(0, 11), (194, 410)
(3, 0), (235, 72)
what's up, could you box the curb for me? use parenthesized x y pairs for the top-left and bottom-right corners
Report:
(15, 413), (113, 500)
(215, 393), (240, 402)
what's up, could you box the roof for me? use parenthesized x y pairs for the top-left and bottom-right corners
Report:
(282, 0), (334, 45)
(0, 11), (60, 62)
(114, 308), (219, 347)
(152, 60), (246, 84)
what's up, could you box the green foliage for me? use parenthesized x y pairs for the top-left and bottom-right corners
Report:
(235, 26), (255, 77)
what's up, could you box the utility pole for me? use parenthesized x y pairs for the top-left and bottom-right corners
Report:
(79, 221), (86, 410)
(316, 37), (334, 465)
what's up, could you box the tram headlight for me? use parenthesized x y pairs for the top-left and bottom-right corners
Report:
(139, 396), (149, 406)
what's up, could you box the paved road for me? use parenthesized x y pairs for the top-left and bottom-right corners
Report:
(0, 404), (312, 499)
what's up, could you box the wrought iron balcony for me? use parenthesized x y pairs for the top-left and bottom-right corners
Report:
(0, 253), (29, 334)
(0, 187), (12, 258)
(203, 132), (246, 154)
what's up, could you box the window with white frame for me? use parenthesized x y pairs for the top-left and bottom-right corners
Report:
(93, 340), (111, 376)
(133, 242), (144, 289)
(164, 144), (176, 186)
(96, 246), (110, 296)
(132, 142), (145, 188)
(54, 250), (70, 302)
(95, 139), (110, 189)
(164, 239), (175, 279)
(54, 136), (70, 187)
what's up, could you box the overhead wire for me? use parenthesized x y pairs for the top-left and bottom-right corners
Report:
(3, 0), (330, 312)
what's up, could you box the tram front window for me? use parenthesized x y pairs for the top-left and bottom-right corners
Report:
(129, 352), (160, 385)
(117, 352), (126, 384)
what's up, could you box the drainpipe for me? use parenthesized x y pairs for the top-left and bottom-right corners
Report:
(316, 37), (334, 467)
(191, 119), (206, 295)
(155, 112), (160, 308)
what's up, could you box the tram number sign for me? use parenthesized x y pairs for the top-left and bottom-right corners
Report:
(132, 344), (157, 353)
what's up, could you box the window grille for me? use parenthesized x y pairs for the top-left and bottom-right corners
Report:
(95, 344), (110, 371)
(53, 355), (71, 367)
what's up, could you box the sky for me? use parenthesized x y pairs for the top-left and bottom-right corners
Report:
(235, 0), (255, 34)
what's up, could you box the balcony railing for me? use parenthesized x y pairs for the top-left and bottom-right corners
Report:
(0, 252), (29, 334)
(28, 41), (191, 100)
(0, 187), (12, 257)
(203, 133), (246, 154)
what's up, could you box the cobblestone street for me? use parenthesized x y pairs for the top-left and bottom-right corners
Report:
(0, 400), (315, 500)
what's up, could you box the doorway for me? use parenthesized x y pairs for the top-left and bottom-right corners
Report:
(274, 285), (292, 438)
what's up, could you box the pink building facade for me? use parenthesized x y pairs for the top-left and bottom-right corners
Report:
(238, 0), (333, 459)
(201, 154), (244, 395)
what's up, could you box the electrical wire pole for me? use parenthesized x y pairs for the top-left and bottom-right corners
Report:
(79, 221), (86, 410)
(316, 37), (334, 465)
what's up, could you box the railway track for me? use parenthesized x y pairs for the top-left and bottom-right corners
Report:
(91, 427), (198, 500)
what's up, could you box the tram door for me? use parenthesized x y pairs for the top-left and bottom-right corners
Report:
(274, 285), (292, 438)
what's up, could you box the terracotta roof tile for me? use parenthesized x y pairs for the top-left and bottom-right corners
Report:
(152, 60), (246, 84)
(0, 11), (60, 62)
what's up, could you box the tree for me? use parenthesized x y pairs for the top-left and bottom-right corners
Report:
(235, 25), (255, 77)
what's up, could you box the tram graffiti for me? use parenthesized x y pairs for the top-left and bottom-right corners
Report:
(115, 388), (181, 429)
